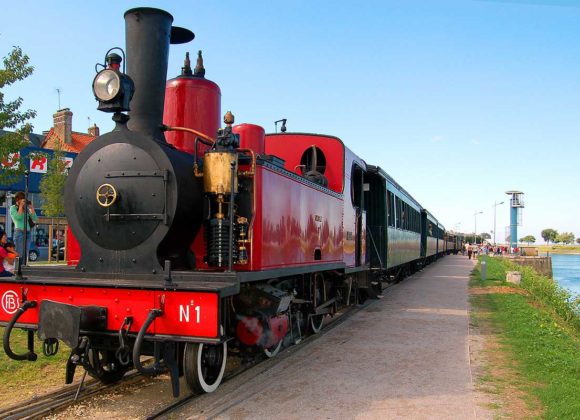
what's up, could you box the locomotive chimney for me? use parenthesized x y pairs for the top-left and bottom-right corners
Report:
(123, 7), (193, 140)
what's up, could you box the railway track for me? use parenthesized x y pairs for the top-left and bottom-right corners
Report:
(0, 370), (144, 420)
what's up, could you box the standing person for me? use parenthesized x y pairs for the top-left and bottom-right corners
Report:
(0, 231), (14, 277)
(9, 192), (38, 260)
(467, 243), (473, 260)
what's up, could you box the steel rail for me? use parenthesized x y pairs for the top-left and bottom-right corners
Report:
(0, 370), (142, 420)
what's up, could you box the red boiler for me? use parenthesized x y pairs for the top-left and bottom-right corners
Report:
(163, 51), (221, 154)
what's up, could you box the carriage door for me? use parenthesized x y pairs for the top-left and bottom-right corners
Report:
(351, 164), (366, 267)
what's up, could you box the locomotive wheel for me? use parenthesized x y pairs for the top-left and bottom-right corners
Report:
(86, 349), (129, 385)
(183, 340), (227, 394)
(309, 272), (326, 334)
(264, 340), (283, 358)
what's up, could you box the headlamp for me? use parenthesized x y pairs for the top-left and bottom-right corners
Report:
(93, 69), (121, 102)
(93, 49), (134, 114)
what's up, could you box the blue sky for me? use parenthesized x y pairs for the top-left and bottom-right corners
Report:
(1, 0), (579, 243)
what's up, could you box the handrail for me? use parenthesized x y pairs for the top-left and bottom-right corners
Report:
(3, 300), (38, 361)
(132, 308), (164, 375)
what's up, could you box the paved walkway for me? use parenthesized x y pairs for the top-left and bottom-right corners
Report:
(181, 255), (490, 419)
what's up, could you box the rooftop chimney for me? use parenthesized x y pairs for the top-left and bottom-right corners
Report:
(53, 108), (73, 144)
(88, 123), (100, 137)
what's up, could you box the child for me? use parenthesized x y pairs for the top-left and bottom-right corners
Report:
(3, 241), (18, 274)
(0, 230), (14, 277)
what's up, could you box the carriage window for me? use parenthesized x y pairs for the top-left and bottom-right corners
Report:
(350, 164), (363, 207)
(387, 191), (394, 227)
(398, 198), (403, 229)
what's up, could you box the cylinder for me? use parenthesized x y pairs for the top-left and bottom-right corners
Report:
(236, 314), (289, 348)
(233, 124), (265, 155)
(124, 7), (173, 140)
(164, 54), (222, 154)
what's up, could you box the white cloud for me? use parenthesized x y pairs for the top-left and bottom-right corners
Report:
(430, 135), (444, 143)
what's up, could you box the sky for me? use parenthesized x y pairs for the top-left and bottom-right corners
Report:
(1, 0), (579, 243)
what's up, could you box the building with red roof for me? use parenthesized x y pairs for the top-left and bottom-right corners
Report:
(41, 108), (99, 153)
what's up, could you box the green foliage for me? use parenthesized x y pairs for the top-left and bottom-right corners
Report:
(465, 234), (483, 244)
(556, 232), (575, 245)
(520, 235), (536, 244)
(480, 232), (491, 240)
(0, 46), (36, 185)
(541, 228), (558, 245)
(39, 145), (67, 217)
(480, 256), (579, 333)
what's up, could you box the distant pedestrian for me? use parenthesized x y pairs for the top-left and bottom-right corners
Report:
(9, 192), (38, 259)
(467, 243), (473, 259)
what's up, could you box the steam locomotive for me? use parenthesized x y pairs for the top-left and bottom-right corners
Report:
(0, 8), (462, 397)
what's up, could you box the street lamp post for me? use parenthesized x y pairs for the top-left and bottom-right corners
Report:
(473, 211), (483, 244)
(492, 201), (504, 245)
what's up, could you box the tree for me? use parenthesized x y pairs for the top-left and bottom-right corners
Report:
(520, 235), (536, 245)
(39, 145), (67, 217)
(576, 238), (580, 245)
(0, 46), (36, 184)
(480, 232), (491, 240)
(541, 228), (558, 245)
(556, 232), (575, 245)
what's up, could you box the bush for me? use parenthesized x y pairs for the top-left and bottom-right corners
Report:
(487, 257), (579, 333)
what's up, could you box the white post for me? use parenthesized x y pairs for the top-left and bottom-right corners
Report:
(492, 201), (504, 245)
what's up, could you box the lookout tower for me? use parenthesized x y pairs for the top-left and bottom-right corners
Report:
(505, 190), (524, 249)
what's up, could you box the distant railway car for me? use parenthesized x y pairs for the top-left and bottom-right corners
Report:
(421, 210), (439, 261)
(444, 232), (463, 255)
(363, 167), (422, 280)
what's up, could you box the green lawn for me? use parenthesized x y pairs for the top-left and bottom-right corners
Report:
(537, 245), (580, 254)
(471, 257), (580, 419)
(0, 327), (71, 407)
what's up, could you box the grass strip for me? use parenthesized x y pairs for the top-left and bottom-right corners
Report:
(0, 327), (70, 406)
(471, 257), (580, 419)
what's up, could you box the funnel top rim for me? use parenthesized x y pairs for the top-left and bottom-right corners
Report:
(124, 7), (173, 21)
